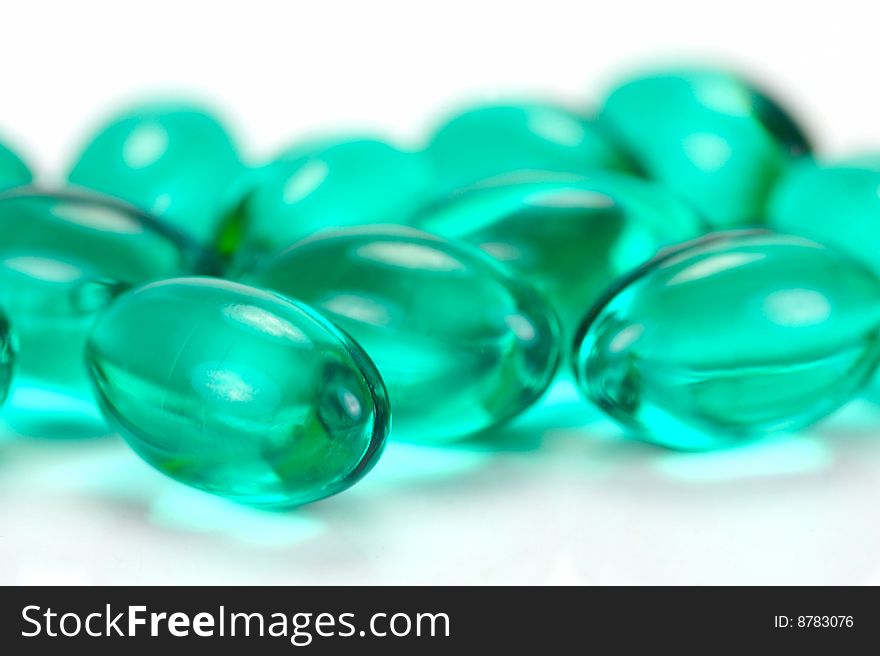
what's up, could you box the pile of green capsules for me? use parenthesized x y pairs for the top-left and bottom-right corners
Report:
(2, 66), (880, 508)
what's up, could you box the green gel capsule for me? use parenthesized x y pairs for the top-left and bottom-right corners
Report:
(246, 226), (561, 443)
(427, 102), (632, 196)
(0, 310), (15, 405)
(599, 69), (810, 228)
(415, 172), (703, 339)
(573, 231), (880, 450)
(68, 102), (241, 244)
(0, 190), (214, 408)
(770, 156), (880, 403)
(768, 155), (880, 275)
(86, 277), (390, 508)
(0, 140), (32, 192)
(218, 138), (433, 270)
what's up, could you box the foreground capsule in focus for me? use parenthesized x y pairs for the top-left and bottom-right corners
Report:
(599, 68), (811, 228)
(415, 172), (702, 339)
(0, 189), (213, 406)
(573, 231), (880, 450)
(86, 277), (390, 507)
(68, 101), (242, 244)
(246, 226), (561, 443)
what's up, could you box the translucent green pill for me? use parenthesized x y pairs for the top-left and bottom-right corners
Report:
(0, 140), (32, 192)
(415, 172), (703, 339)
(573, 231), (880, 450)
(218, 138), (433, 270)
(0, 310), (15, 405)
(68, 101), (241, 243)
(247, 226), (561, 443)
(0, 190), (213, 407)
(599, 69), (810, 228)
(769, 155), (880, 275)
(86, 277), (390, 507)
(427, 102), (632, 195)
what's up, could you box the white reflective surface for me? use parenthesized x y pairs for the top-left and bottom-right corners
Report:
(3, 379), (880, 585)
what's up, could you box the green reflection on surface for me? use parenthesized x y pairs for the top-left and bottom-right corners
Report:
(0, 384), (107, 438)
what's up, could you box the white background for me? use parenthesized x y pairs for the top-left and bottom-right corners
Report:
(2, 0), (880, 584)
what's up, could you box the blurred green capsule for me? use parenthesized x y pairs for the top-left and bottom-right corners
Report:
(599, 68), (810, 228)
(769, 155), (880, 275)
(415, 171), (703, 339)
(0, 189), (214, 418)
(68, 101), (242, 244)
(427, 102), (633, 195)
(217, 138), (433, 271)
(0, 140), (32, 192)
(246, 226), (561, 443)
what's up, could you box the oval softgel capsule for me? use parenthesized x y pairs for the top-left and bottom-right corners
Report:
(573, 231), (880, 450)
(769, 155), (880, 275)
(86, 277), (390, 508)
(68, 102), (242, 244)
(247, 226), (561, 443)
(427, 102), (632, 195)
(218, 138), (433, 270)
(415, 172), (702, 339)
(599, 68), (810, 228)
(0, 189), (214, 403)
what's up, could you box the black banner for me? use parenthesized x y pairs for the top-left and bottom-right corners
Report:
(0, 586), (875, 653)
